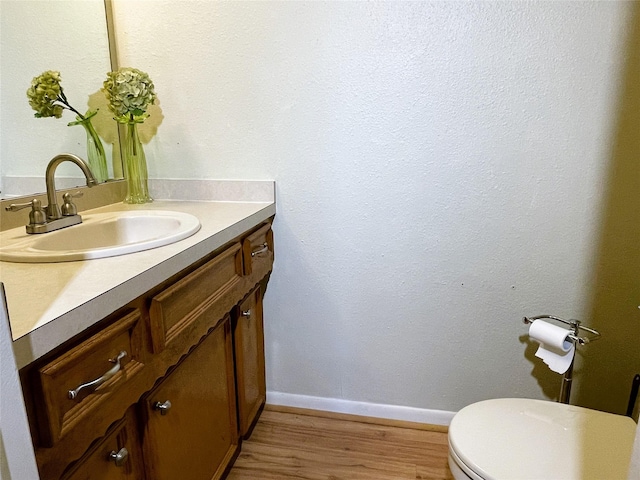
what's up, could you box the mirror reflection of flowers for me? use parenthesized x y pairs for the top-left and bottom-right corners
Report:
(102, 67), (156, 124)
(26, 70), (108, 182)
(27, 70), (83, 119)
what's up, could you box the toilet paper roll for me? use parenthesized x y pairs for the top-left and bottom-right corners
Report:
(529, 320), (575, 374)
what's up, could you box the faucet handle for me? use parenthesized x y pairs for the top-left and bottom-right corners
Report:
(6, 199), (38, 212)
(5, 199), (47, 226)
(61, 192), (83, 216)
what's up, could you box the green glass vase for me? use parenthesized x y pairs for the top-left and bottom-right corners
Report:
(123, 121), (153, 204)
(69, 111), (108, 183)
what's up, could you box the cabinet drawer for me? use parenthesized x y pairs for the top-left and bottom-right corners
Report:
(242, 223), (274, 276)
(149, 243), (243, 352)
(36, 310), (144, 446)
(60, 407), (144, 480)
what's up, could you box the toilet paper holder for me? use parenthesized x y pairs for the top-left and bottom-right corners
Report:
(523, 314), (601, 404)
(522, 315), (601, 345)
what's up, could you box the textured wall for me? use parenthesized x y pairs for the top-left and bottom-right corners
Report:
(631, 422), (640, 480)
(572, 2), (640, 416)
(0, 285), (39, 479)
(112, 1), (636, 413)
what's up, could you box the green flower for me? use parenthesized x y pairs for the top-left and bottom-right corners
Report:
(26, 70), (85, 119)
(102, 67), (156, 123)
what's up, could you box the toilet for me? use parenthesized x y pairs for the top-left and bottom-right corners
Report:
(448, 398), (637, 480)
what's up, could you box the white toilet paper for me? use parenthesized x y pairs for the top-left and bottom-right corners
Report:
(529, 320), (575, 374)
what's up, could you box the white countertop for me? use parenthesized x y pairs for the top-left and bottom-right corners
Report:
(0, 194), (275, 369)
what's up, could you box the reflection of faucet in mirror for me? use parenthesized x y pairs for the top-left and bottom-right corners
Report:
(6, 154), (97, 234)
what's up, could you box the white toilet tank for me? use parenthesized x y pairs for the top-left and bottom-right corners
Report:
(448, 398), (637, 480)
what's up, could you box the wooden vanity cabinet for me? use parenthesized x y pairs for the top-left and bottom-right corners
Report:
(233, 286), (266, 438)
(19, 219), (274, 480)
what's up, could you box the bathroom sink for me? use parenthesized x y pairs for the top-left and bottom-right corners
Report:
(0, 210), (201, 263)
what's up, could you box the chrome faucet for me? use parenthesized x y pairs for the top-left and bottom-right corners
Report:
(5, 154), (97, 234)
(45, 154), (97, 221)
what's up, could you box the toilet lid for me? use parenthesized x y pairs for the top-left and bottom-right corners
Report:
(448, 398), (636, 480)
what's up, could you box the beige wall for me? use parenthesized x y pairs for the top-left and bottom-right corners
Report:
(573, 2), (640, 414)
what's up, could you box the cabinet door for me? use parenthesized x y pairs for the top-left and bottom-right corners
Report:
(234, 286), (266, 438)
(141, 316), (238, 480)
(61, 406), (144, 480)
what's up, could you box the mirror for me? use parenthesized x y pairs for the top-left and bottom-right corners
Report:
(0, 0), (122, 199)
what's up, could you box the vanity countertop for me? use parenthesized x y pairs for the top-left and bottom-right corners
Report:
(0, 196), (275, 369)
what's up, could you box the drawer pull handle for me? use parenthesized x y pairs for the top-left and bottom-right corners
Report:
(68, 351), (127, 400)
(109, 447), (129, 467)
(251, 243), (269, 257)
(154, 400), (172, 415)
(241, 309), (251, 318)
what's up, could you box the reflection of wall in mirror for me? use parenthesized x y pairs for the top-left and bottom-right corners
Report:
(0, 0), (117, 199)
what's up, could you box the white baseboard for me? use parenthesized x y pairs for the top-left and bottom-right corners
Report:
(266, 391), (455, 426)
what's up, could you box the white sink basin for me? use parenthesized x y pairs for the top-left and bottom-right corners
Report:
(0, 210), (201, 263)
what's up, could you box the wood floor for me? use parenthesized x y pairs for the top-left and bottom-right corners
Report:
(227, 405), (454, 480)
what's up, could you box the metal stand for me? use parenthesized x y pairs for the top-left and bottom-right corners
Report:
(559, 359), (574, 404)
(523, 315), (600, 404)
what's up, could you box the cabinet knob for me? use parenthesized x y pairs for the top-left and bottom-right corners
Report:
(109, 447), (129, 467)
(153, 400), (172, 415)
(241, 309), (251, 318)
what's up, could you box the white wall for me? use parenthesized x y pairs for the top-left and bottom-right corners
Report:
(113, 0), (635, 414)
(0, 284), (39, 480)
(631, 423), (640, 480)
